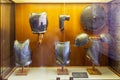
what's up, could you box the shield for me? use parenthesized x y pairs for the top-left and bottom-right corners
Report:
(29, 12), (48, 34)
(81, 5), (106, 32)
(14, 39), (32, 66)
(55, 41), (70, 66)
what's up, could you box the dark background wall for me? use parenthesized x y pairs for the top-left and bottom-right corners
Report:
(15, 3), (108, 66)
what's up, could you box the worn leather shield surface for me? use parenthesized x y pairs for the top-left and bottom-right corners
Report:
(81, 5), (106, 32)
(55, 41), (70, 66)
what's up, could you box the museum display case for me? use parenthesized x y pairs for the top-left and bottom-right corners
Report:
(0, 0), (15, 79)
(0, 0), (120, 80)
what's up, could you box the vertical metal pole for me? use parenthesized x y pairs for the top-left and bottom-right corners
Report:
(61, 66), (64, 72)
(92, 63), (95, 71)
(22, 66), (24, 72)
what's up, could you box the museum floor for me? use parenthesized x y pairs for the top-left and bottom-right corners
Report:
(7, 66), (120, 80)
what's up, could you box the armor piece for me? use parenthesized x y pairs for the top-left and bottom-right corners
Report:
(59, 15), (70, 31)
(86, 39), (102, 65)
(74, 33), (89, 47)
(55, 41), (70, 66)
(29, 12), (48, 34)
(100, 33), (113, 44)
(14, 39), (32, 66)
(81, 5), (106, 32)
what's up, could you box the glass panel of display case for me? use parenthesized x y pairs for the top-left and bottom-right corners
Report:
(0, 1), (15, 79)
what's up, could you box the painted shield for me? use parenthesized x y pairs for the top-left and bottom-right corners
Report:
(55, 41), (70, 66)
(29, 12), (48, 34)
(14, 39), (32, 66)
(81, 5), (106, 32)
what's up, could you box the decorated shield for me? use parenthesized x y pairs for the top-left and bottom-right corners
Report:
(81, 5), (106, 32)
(55, 41), (70, 66)
(14, 39), (32, 66)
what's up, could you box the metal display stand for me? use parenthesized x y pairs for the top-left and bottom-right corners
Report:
(16, 66), (29, 75)
(57, 66), (68, 75)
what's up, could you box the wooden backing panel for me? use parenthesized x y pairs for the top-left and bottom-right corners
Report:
(0, 3), (15, 78)
(15, 3), (108, 66)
